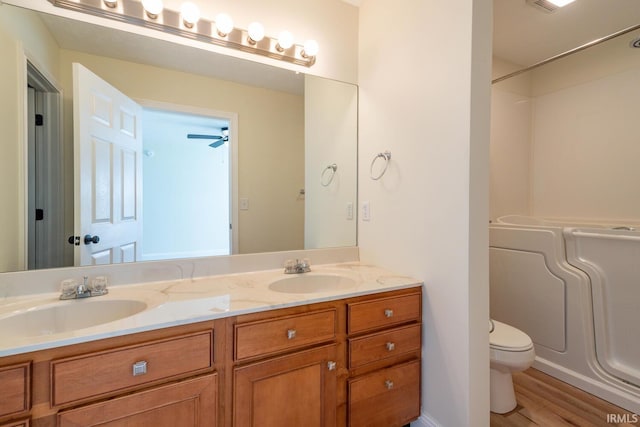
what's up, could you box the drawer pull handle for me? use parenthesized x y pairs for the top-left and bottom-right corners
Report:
(384, 309), (394, 318)
(385, 380), (394, 390)
(386, 342), (396, 351)
(287, 329), (297, 340)
(132, 360), (147, 376)
(327, 361), (337, 371)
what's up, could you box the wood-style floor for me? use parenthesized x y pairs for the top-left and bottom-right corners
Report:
(490, 368), (640, 427)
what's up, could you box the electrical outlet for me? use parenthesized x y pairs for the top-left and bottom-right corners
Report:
(362, 201), (370, 221)
(347, 202), (354, 220)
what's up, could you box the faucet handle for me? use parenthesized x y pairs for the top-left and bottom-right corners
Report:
(91, 276), (109, 296)
(60, 279), (79, 299)
(298, 258), (311, 273)
(284, 259), (296, 274)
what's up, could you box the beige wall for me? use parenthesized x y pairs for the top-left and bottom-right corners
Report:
(0, 5), (61, 271)
(58, 50), (305, 254)
(358, 0), (492, 425)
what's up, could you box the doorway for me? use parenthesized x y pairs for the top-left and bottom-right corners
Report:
(140, 107), (234, 260)
(26, 62), (66, 270)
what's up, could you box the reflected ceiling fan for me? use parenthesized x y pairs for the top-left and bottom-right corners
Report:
(187, 127), (229, 148)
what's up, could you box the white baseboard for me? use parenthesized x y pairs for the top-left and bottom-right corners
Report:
(411, 412), (441, 427)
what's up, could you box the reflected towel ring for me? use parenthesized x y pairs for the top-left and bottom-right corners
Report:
(321, 163), (338, 187)
(370, 151), (391, 180)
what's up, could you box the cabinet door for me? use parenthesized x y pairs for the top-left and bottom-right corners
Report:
(234, 344), (337, 427)
(0, 420), (29, 427)
(57, 374), (217, 427)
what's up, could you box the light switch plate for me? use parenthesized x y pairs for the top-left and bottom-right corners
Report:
(240, 198), (249, 210)
(362, 201), (370, 221)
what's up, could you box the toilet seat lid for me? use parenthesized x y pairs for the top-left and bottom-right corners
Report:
(490, 320), (533, 351)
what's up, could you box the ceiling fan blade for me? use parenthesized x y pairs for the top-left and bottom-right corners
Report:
(187, 134), (223, 140)
(209, 139), (225, 148)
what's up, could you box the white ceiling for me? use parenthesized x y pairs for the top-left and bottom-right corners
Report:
(494, 0), (640, 67)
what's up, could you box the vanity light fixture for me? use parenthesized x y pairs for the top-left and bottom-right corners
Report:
(47, 0), (318, 66)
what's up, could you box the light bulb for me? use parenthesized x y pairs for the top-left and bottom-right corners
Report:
(276, 30), (294, 51)
(215, 13), (234, 36)
(141, 0), (163, 18)
(247, 22), (265, 44)
(180, 2), (200, 28)
(302, 39), (319, 57)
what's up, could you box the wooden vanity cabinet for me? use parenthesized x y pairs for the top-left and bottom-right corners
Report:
(228, 287), (422, 427)
(0, 319), (221, 427)
(347, 291), (422, 427)
(231, 307), (340, 427)
(0, 286), (422, 427)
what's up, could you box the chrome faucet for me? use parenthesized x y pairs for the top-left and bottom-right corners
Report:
(284, 259), (311, 274)
(60, 276), (109, 300)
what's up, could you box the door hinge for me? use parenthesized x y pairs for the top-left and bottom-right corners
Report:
(35, 114), (44, 126)
(229, 223), (232, 230)
(35, 209), (44, 221)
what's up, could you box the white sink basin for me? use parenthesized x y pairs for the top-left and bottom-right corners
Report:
(268, 274), (357, 294)
(0, 299), (148, 338)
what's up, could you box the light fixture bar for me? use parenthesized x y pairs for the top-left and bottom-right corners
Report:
(47, 0), (316, 67)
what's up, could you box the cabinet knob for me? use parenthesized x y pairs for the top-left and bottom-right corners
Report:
(327, 361), (337, 371)
(384, 309), (394, 318)
(132, 360), (147, 376)
(386, 342), (396, 351)
(384, 379), (394, 390)
(287, 329), (297, 340)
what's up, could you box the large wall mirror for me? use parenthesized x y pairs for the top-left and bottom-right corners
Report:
(0, 3), (358, 273)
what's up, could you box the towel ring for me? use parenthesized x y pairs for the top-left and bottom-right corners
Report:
(321, 164), (338, 187)
(370, 151), (391, 180)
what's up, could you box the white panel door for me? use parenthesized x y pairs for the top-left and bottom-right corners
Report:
(73, 63), (142, 266)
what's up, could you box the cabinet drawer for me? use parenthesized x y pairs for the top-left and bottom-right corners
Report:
(51, 330), (213, 406)
(0, 362), (30, 419)
(348, 293), (421, 334)
(235, 309), (336, 360)
(348, 360), (420, 427)
(349, 324), (421, 369)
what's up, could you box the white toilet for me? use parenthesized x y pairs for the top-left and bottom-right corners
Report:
(489, 319), (535, 414)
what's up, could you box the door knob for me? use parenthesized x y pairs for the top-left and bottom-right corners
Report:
(84, 234), (100, 245)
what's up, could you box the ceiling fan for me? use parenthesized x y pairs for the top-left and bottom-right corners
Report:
(187, 127), (229, 148)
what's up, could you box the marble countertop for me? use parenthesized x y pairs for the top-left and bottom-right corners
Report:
(0, 262), (422, 357)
